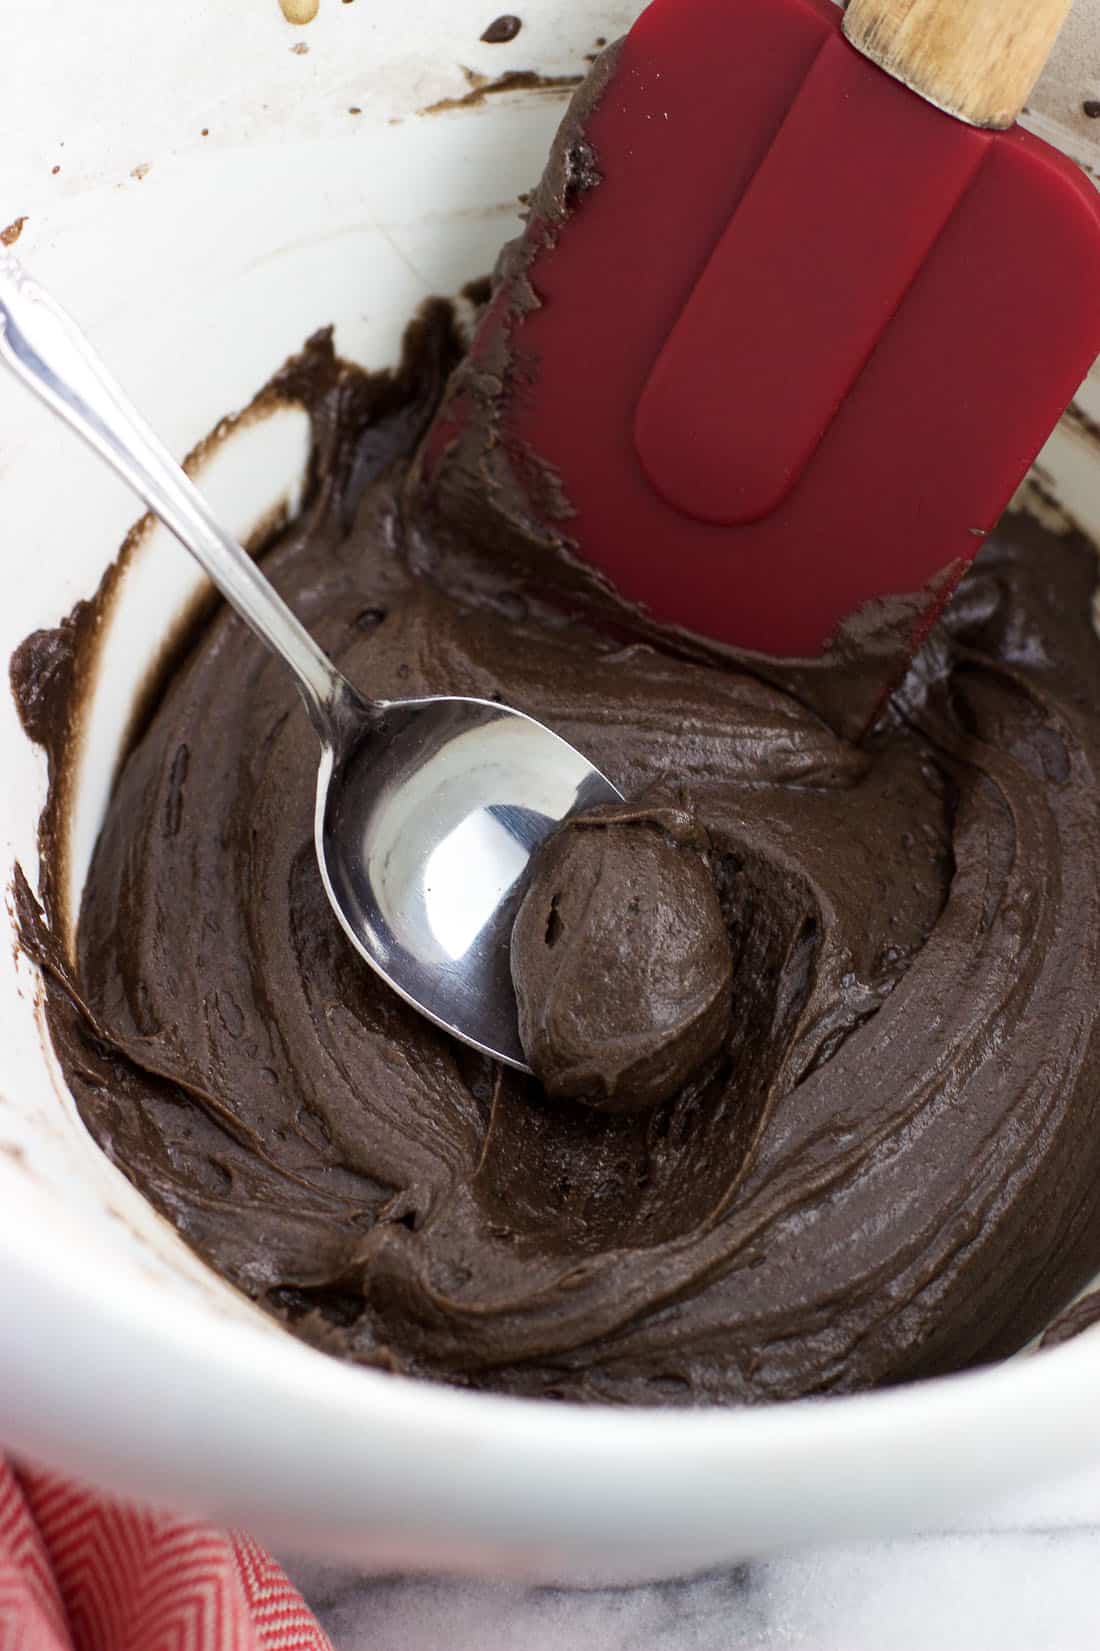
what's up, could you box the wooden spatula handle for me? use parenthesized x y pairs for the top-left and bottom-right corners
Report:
(843, 0), (1073, 129)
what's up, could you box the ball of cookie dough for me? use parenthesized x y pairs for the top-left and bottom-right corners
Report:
(510, 797), (733, 1111)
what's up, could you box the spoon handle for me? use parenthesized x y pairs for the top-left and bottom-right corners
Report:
(0, 253), (353, 741)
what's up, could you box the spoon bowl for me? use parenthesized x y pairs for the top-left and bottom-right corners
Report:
(319, 692), (620, 1068)
(0, 255), (621, 1069)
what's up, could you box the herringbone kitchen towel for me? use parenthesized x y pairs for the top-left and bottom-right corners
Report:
(0, 1460), (332, 1651)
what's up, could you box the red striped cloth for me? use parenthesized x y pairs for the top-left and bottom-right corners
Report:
(0, 1461), (332, 1651)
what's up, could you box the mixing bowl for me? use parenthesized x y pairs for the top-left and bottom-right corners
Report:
(2, 0), (1100, 1586)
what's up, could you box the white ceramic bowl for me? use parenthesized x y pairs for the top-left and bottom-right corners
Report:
(3, 0), (1100, 1587)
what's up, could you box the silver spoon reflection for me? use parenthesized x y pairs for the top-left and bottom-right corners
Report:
(0, 256), (621, 1069)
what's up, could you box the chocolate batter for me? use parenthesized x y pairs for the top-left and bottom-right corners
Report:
(13, 293), (1100, 1401)
(511, 795), (734, 1110)
(11, 50), (1100, 1400)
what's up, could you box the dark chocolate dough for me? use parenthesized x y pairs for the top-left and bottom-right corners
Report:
(14, 299), (1100, 1403)
(510, 795), (733, 1110)
(12, 53), (1100, 1403)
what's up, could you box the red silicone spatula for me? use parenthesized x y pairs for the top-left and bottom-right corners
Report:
(423, 0), (1100, 731)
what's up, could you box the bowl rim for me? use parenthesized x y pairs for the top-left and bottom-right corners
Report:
(3, 1159), (1099, 1577)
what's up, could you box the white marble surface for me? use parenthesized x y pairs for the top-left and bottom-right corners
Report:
(282, 1461), (1100, 1650)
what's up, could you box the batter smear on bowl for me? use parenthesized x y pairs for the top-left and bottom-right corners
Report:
(10, 70), (1100, 1402)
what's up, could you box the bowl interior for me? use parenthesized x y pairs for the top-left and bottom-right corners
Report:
(3, 0), (1100, 1579)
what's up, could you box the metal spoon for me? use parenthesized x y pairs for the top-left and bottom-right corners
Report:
(0, 256), (621, 1069)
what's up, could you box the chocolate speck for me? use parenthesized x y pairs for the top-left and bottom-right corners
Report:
(0, 217), (28, 247)
(1084, 100), (1100, 119)
(481, 15), (522, 43)
(348, 106), (362, 115)
(290, 41), (310, 54)
(51, 166), (60, 176)
(130, 163), (151, 182)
